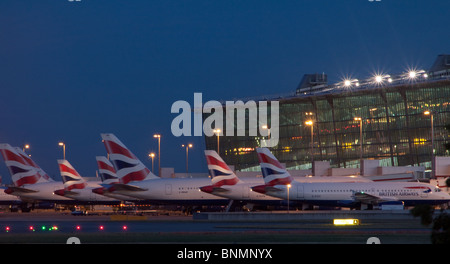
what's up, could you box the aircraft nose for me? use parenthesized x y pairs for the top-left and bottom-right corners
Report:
(199, 185), (214, 193)
(4, 188), (13, 195)
(251, 185), (267, 194)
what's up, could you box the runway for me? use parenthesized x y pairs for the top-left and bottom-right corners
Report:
(0, 211), (434, 243)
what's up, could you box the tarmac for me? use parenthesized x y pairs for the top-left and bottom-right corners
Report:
(0, 210), (436, 244)
(193, 209), (422, 221)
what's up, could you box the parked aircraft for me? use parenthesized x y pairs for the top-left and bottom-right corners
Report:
(92, 156), (141, 202)
(53, 159), (120, 204)
(199, 150), (373, 205)
(98, 133), (229, 206)
(0, 187), (22, 205)
(0, 144), (72, 203)
(199, 150), (285, 206)
(252, 148), (450, 208)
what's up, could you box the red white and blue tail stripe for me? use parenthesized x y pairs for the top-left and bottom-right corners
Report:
(58, 160), (88, 191)
(96, 156), (118, 184)
(101, 133), (157, 184)
(256, 148), (293, 186)
(0, 143), (52, 187)
(205, 150), (241, 187)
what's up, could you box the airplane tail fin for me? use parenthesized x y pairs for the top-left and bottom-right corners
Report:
(14, 147), (53, 183)
(256, 148), (292, 186)
(57, 160), (88, 191)
(0, 143), (51, 187)
(96, 156), (119, 184)
(101, 133), (158, 184)
(205, 150), (241, 187)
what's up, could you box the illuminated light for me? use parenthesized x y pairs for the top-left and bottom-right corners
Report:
(282, 146), (292, 153)
(423, 73), (428, 78)
(76, 225), (81, 230)
(387, 77), (393, 83)
(374, 75), (383, 83)
(305, 120), (313, 126)
(355, 82), (360, 87)
(5, 226), (10, 232)
(344, 79), (351, 87)
(41, 226), (46, 231)
(99, 225), (104, 230)
(29, 226), (35, 232)
(413, 138), (427, 145)
(342, 142), (353, 149)
(122, 225), (128, 230)
(409, 71), (417, 79)
(424, 110), (431, 115)
(235, 147), (255, 155)
(333, 219), (360, 226)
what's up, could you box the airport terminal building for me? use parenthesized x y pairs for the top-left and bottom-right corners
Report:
(204, 55), (450, 173)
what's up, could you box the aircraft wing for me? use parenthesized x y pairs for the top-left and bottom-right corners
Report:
(63, 190), (80, 196)
(353, 192), (398, 204)
(108, 183), (148, 192)
(264, 186), (283, 193)
(211, 187), (229, 193)
(5, 186), (38, 194)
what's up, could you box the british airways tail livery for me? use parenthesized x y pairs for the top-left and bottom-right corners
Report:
(0, 144), (71, 202)
(14, 147), (53, 183)
(200, 150), (284, 205)
(101, 133), (158, 184)
(96, 156), (119, 184)
(54, 159), (119, 204)
(0, 144), (52, 187)
(98, 134), (228, 206)
(92, 156), (139, 201)
(200, 150), (242, 192)
(251, 148), (293, 194)
(57, 160), (88, 191)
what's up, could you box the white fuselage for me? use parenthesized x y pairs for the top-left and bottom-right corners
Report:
(209, 175), (372, 202)
(10, 182), (73, 202)
(112, 178), (229, 205)
(62, 181), (119, 203)
(264, 181), (450, 207)
(0, 187), (22, 204)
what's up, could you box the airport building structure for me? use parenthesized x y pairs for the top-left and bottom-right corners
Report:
(204, 55), (450, 180)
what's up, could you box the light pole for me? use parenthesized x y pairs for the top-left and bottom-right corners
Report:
(148, 152), (155, 174)
(182, 144), (193, 175)
(213, 129), (221, 153)
(23, 144), (30, 152)
(354, 117), (363, 162)
(287, 184), (291, 213)
(262, 124), (271, 147)
(424, 110), (435, 178)
(58, 142), (66, 160)
(305, 120), (314, 167)
(153, 134), (161, 176)
(22, 144), (31, 157)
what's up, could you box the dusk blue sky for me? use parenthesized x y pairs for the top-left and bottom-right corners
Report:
(0, 0), (449, 183)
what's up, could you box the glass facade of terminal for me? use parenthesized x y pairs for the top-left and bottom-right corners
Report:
(204, 80), (450, 171)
